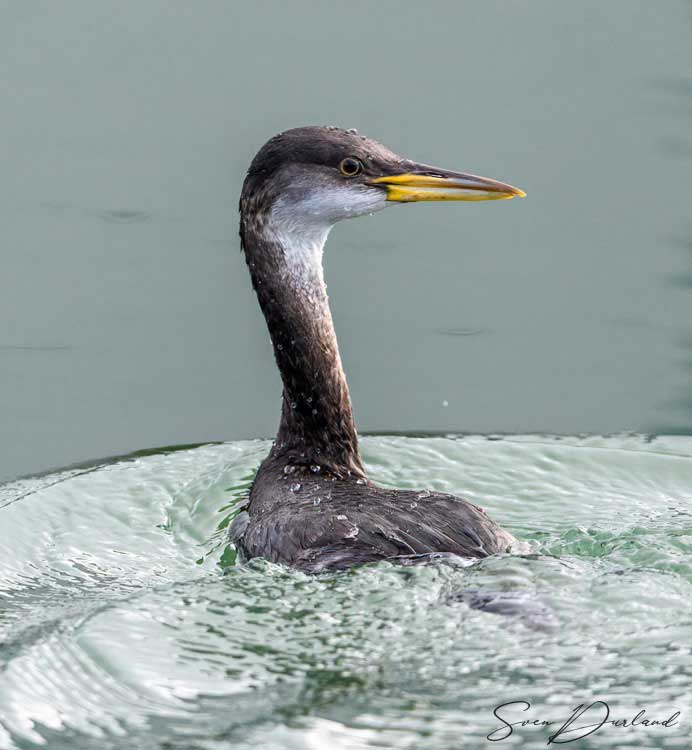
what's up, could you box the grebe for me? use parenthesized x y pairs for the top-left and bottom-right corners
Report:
(234, 126), (525, 573)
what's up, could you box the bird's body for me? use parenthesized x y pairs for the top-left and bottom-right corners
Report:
(235, 126), (524, 572)
(237, 458), (515, 573)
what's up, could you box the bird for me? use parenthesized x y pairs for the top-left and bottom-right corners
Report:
(232, 126), (525, 573)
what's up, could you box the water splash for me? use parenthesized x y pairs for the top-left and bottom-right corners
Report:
(1, 435), (691, 749)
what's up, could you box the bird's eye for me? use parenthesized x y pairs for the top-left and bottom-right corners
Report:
(338, 157), (363, 177)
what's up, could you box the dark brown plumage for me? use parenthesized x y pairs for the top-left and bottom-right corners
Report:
(236, 455), (514, 574)
(234, 126), (523, 572)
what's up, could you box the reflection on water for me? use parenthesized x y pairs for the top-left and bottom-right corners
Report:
(98, 209), (152, 224)
(667, 331), (692, 433)
(667, 239), (692, 290)
(652, 37), (692, 434)
(1, 435), (691, 749)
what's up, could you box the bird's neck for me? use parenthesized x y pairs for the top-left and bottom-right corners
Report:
(241, 213), (365, 479)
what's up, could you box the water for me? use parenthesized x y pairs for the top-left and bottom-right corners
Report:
(2, 2), (691, 746)
(2, 1), (692, 481)
(1, 435), (691, 749)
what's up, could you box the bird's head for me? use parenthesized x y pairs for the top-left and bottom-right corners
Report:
(240, 126), (525, 234)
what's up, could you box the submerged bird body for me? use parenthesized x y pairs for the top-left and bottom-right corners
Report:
(239, 461), (515, 573)
(235, 126), (524, 572)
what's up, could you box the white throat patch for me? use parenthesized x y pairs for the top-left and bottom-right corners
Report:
(267, 184), (386, 289)
(271, 223), (331, 291)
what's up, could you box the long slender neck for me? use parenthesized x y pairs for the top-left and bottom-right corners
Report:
(241, 212), (365, 479)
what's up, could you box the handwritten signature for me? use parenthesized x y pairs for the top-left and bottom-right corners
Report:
(487, 701), (680, 744)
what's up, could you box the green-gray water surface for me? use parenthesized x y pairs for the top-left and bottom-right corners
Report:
(1, 435), (692, 749)
(2, 2), (692, 748)
(2, 0), (692, 480)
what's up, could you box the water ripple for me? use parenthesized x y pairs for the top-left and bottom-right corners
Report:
(1, 435), (692, 749)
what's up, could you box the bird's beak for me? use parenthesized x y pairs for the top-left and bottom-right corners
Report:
(371, 166), (525, 202)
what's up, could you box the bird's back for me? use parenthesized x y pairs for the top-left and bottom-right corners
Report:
(235, 457), (516, 573)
